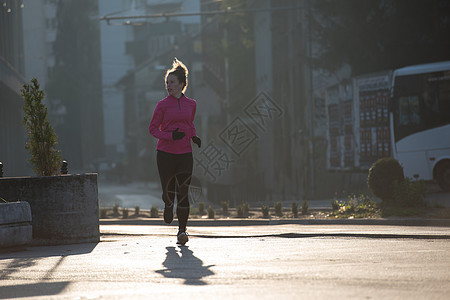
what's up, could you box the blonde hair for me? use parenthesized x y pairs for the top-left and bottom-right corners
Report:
(165, 58), (189, 93)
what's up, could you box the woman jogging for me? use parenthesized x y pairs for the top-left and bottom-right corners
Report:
(149, 58), (201, 245)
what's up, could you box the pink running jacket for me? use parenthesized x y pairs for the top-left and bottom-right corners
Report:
(149, 94), (197, 154)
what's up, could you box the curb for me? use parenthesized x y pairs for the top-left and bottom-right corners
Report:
(189, 232), (450, 240)
(100, 217), (450, 227)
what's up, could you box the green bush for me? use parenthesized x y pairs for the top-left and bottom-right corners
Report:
(330, 194), (379, 218)
(221, 201), (229, 214)
(99, 208), (108, 219)
(242, 202), (250, 215)
(207, 206), (215, 219)
(122, 208), (129, 219)
(261, 205), (270, 218)
(150, 205), (159, 218)
(21, 78), (62, 176)
(301, 200), (309, 214)
(367, 157), (404, 202)
(190, 207), (199, 216)
(391, 178), (427, 208)
(198, 202), (205, 215)
(291, 202), (298, 218)
(237, 205), (244, 217)
(236, 202), (250, 218)
(331, 200), (340, 211)
(274, 202), (283, 216)
(113, 204), (120, 216)
(134, 206), (140, 216)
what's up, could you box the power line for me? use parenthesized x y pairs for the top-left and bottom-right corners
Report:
(99, 6), (304, 25)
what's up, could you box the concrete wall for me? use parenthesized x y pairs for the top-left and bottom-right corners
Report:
(0, 174), (99, 245)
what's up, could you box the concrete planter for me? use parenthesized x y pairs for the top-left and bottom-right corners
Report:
(0, 174), (99, 245)
(0, 201), (32, 248)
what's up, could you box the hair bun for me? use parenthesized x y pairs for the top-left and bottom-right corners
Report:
(165, 57), (189, 93)
(175, 65), (186, 74)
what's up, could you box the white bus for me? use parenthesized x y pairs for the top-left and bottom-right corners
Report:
(390, 61), (450, 191)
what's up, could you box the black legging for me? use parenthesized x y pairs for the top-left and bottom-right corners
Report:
(156, 150), (193, 231)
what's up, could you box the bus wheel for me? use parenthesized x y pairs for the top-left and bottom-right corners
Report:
(436, 161), (450, 192)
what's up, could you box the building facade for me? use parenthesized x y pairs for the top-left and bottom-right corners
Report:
(44, 0), (105, 171)
(113, 0), (202, 181)
(0, 0), (27, 176)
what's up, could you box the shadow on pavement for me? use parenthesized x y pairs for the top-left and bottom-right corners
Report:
(0, 281), (70, 299)
(0, 243), (98, 299)
(155, 246), (214, 285)
(0, 242), (98, 260)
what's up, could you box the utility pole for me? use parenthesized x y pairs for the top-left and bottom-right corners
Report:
(306, 0), (315, 198)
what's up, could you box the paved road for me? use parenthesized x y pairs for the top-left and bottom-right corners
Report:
(98, 181), (163, 210)
(1, 224), (449, 299)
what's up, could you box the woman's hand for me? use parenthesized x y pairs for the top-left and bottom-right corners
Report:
(172, 128), (185, 140)
(192, 136), (201, 148)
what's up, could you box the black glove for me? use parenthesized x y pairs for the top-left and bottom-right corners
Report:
(192, 136), (202, 148)
(172, 128), (185, 140)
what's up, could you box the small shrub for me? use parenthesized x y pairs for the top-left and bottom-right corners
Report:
(99, 208), (108, 219)
(237, 205), (245, 218)
(301, 200), (309, 214)
(331, 200), (345, 212)
(21, 78), (62, 176)
(207, 206), (215, 219)
(380, 205), (424, 217)
(113, 204), (120, 216)
(198, 202), (205, 215)
(346, 195), (358, 214)
(237, 202), (250, 217)
(134, 206), (140, 216)
(291, 202), (298, 218)
(122, 208), (129, 219)
(243, 202), (250, 215)
(367, 157), (404, 202)
(331, 200), (340, 211)
(221, 201), (229, 215)
(330, 195), (379, 218)
(261, 205), (270, 218)
(274, 202), (283, 216)
(190, 207), (199, 216)
(150, 205), (159, 218)
(391, 178), (427, 208)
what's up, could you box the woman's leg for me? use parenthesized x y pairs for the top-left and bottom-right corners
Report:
(175, 152), (193, 232)
(157, 151), (177, 224)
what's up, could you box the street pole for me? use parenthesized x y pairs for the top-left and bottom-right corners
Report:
(307, 0), (315, 198)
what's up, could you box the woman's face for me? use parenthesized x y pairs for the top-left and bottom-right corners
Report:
(166, 74), (184, 98)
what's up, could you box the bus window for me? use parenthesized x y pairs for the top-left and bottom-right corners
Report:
(398, 96), (420, 126)
(393, 71), (450, 142)
(422, 73), (450, 131)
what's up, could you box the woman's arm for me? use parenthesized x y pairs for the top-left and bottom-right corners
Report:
(190, 101), (197, 137)
(149, 102), (172, 141)
(190, 102), (201, 147)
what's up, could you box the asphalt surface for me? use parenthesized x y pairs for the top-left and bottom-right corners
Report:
(1, 223), (449, 300)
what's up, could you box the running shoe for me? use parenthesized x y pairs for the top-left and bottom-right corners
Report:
(177, 230), (189, 245)
(163, 203), (174, 224)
